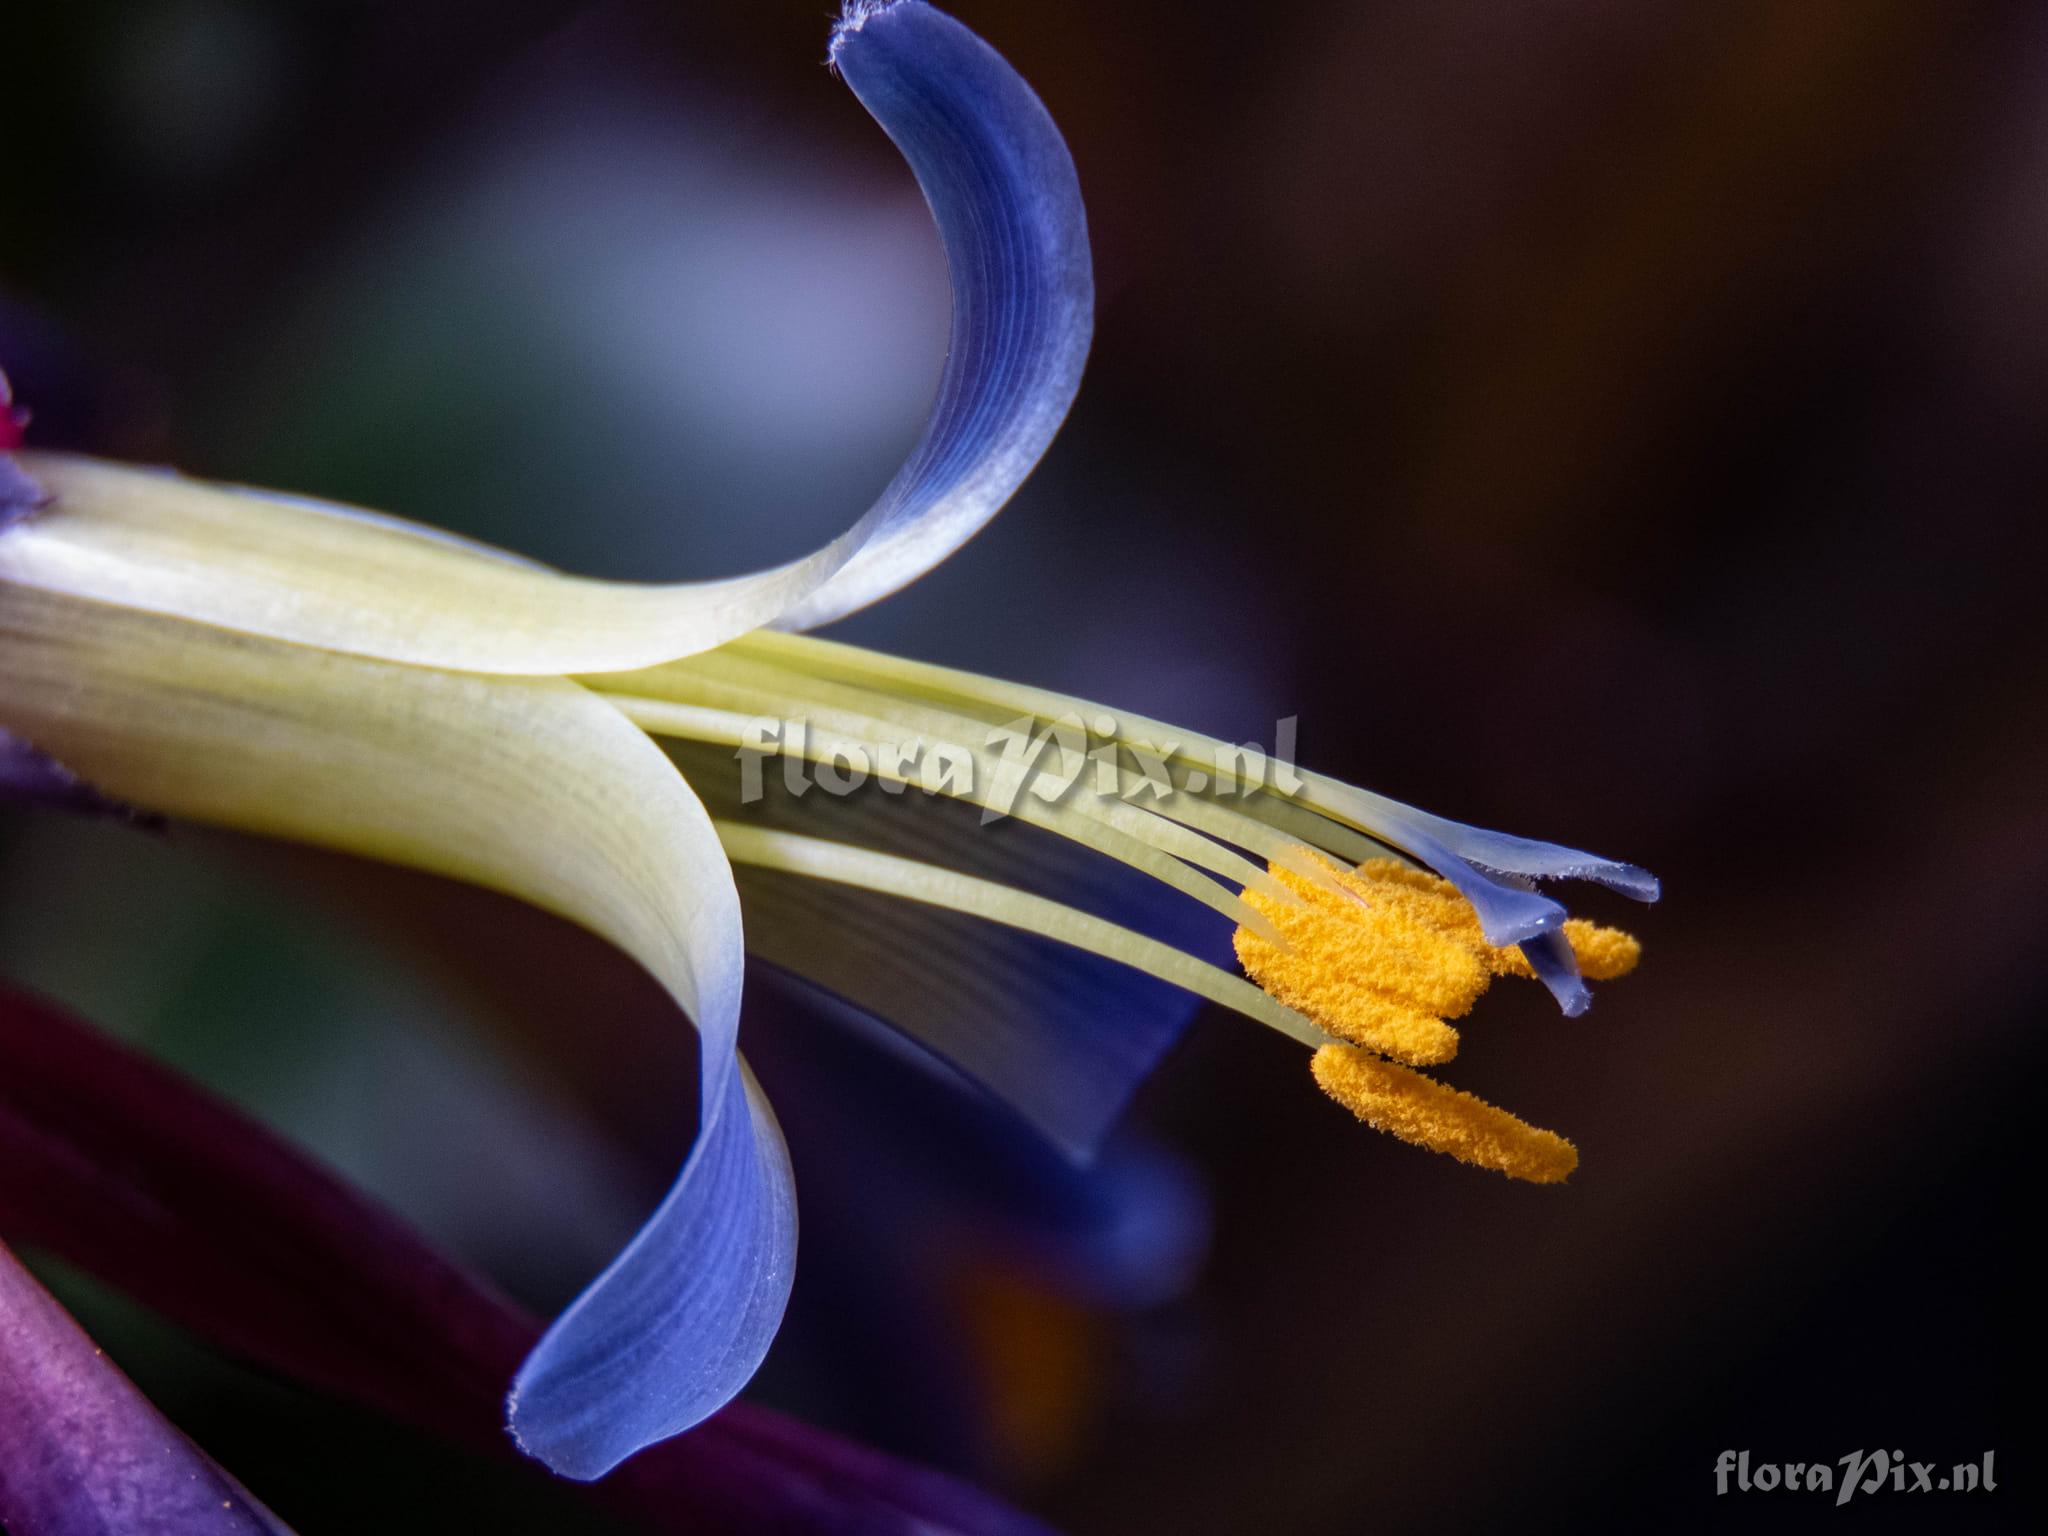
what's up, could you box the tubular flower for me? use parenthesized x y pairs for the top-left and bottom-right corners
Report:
(0, 0), (1655, 1486)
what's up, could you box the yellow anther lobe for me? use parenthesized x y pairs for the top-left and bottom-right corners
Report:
(1560, 919), (1640, 980)
(1490, 918), (1642, 982)
(1235, 855), (1642, 1055)
(1309, 1044), (1579, 1184)
(1234, 856), (1496, 1063)
(1236, 851), (1641, 1177)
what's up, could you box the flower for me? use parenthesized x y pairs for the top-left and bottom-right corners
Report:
(0, 0), (1655, 1485)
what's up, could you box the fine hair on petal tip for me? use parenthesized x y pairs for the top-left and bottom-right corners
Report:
(829, 0), (908, 68)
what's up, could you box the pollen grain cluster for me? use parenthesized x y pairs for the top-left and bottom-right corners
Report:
(1234, 852), (1639, 1183)
(1309, 1044), (1579, 1184)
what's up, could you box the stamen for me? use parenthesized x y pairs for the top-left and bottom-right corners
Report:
(1570, 923), (1641, 979)
(723, 630), (1659, 920)
(601, 671), (1289, 943)
(1309, 1045), (1578, 1184)
(711, 819), (1331, 1050)
(1234, 856), (1496, 1064)
(1234, 854), (1641, 1062)
(1498, 919), (1642, 981)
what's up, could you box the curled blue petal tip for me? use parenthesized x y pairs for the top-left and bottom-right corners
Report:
(827, 0), (905, 65)
(1518, 927), (1594, 1017)
(782, 0), (1094, 629)
(508, 1067), (798, 1482)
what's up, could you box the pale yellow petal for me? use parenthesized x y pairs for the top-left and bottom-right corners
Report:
(0, 580), (804, 1457)
(0, 454), (867, 675)
(0, 580), (741, 1009)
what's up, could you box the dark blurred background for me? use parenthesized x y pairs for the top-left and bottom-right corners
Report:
(1, 1), (2037, 1531)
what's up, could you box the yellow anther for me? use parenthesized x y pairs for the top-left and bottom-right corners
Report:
(1234, 854), (1641, 1059)
(1490, 918), (1642, 982)
(1560, 919), (1641, 980)
(1236, 852), (1638, 1176)
(1309, 1044), (1578, 1184)
(1234, 855), (1495, 1063)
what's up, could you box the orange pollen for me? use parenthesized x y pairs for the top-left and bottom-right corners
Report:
(1234, 850), (1643, 1180)
(1309, 1044), (1579, 1184)
(1232, 855), (1641, 1062)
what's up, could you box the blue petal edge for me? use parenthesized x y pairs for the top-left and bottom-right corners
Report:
(509, 1062), (798, 1481)
(1517, 926), (1593, 1017)
(775, 0), (1094, 630)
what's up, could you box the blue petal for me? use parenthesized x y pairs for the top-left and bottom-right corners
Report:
(1391, 821), (1578, 950)
(741, 874), (1200, 1162)
(0, 1241), (297, 1535)
(701, 755), (1208, 1158)
(511, 1062), (798, 1481)
(775, 0), (1093, 630)
(1378, 800), (1661, 905)
(1311, 784), (1657, 955)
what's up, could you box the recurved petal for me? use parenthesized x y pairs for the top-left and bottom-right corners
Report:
(775, 0), (1092, 629)
(0, 1240), (296, 1536)
(0, 2), (1090, 670)
(512, 1062), (798, 1479)
(0, 585), (792, 1478)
